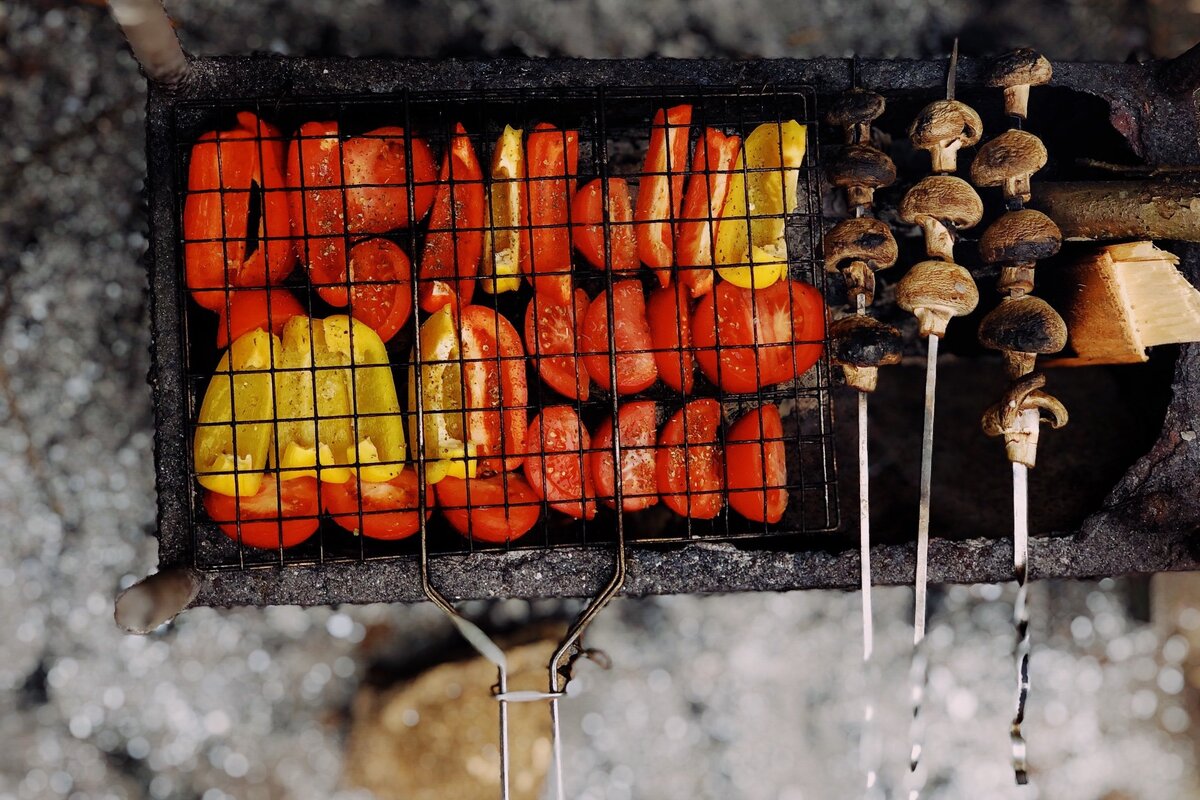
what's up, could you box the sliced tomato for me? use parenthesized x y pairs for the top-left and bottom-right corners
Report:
(521, 123), (579, 305)
(460, 306), (528, 475)
(581, 281), (657, 395)
(186, 112), (295, 312)
(657, 399), (724, 519)
(647, 283), (694, 394)
(590, 401), (658, 511)
(523, 406), (596, 519)
(676, 129), (742, 298)
(215, 288), (305, 348)
(287, 121), (350, 306)
(345, 238), (413, 342)
(692, 279), (825, 393)
(342, 126), (437, 234)
(323, 471), (431, 541)
(420, 123), (486, 313)
(726, 404), (788, 523)
(635, 105), (693, 287)
(571, 178), (639, 272)
(525, 289), (590, 401)
(437, 473), (541, 543)
(203, 474), (320, 549)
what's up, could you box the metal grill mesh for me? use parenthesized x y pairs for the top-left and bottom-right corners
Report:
(171, 85), (837, 573)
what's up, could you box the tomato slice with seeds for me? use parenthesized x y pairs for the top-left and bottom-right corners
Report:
(657, 399), (724, 519)
(323, 471), (432, 541)
(345, 238), (413, 342)
(204, 474), (320, 549)
(523, 406), (596, 520)
(647, 283), (694, 394)
(590, 401), (658, 511)
(581, 281), (657, 395)
(691, 279), (825, 393)
(286, 121), (349, 306)
(215, 288), (306, 349)
(459, 305), (528, 475)
(437, 473), (542, 543)
(726, 404), (788, 523)
(525, 289), (590, 401)
(571, 178), (639, 272)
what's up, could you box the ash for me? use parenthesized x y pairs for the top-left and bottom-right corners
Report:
(0, 0), (1195, 798)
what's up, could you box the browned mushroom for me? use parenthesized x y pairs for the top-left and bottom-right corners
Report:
(908, 100), (983, 173)
(826, 88), (886, 144)
(981, 372), (1069, 468)
(986, 49), (1052, 120)
(979, 209), (1062, 295)
(898, 175), (984, 262)
(829, 314), (903, 392)
(823, 217), (898, 306)
(896, 260), (980, 337)
(970, 129), (1047, 204)
(978, 295), (1068, 378)
(826, 144), (897, 208)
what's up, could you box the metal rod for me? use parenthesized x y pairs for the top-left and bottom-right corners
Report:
(946, 39), (959, 101)
(1011, 462), (1031, 784)
(908, 332), (939, 799)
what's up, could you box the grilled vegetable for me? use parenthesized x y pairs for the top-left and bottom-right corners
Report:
(657, 399), (724, 519)
(524, 406), (596, 520)
(409, 306), (476, 484)
(204, 474), (320, 549)
(572, 178), (639, 271)
(581, 281), (658, 395)
(437, 473), (541, 543)
(480, 125), (525, 295)
(591, 401), (658, 511)
(215, 288), (305, 349)
(522, 123), (579, 304)
(323, 471), (432, 541)
(726, 403), (788, 523)
(635, 104), (692, 286)
(420, 123), (485, 313)
(526, 289), (591, 401)
(676, 128), (742, 297)
(346, 238), (413, 343)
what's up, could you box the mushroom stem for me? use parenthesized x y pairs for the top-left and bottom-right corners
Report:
(914, 307), (953, 338)
(848, 122), (871, 145)
(998, 264), (1036, 296)
(1004, 175), (1034, 204)
(842, 364), (880, 392)
(1004, 84), (1032, 119)
(1002, 350), (1038, 379)
(920, 217), (956, 261)
(840, 259), (877, 306)
(930, 140), (962, 173)
(981, 373), (1070, 468)
(846, 183), (877, 208)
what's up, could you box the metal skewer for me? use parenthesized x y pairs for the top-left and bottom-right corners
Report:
(1011, 460), (1031, 783)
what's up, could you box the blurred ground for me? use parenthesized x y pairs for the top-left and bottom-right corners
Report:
(2, 0), (1200, 798)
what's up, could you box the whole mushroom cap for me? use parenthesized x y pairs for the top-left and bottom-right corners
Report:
(823, 217), (898, 273)
(986, 49), (1053, 88)
(898, 175), (984, 229)
(970, 129), (1048, 187)
(908, 100), (983, 148)
(897, 260), (980, 317)
(826, 88), (886, 128)
(830, 315), (903, 368)
(979, 209), (1062, 264)
(826, 144), (897, 191)
(978, 295), (1068, 354)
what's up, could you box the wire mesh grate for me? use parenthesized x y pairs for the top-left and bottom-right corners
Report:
(170, 85), (837, 573)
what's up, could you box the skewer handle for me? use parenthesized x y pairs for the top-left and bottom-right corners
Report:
(108, 0), (189, 86)
(1012, 462), (1031, 784)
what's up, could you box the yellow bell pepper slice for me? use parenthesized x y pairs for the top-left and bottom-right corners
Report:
(409, 306), (476, 484)
(480, 125), (524, 295)
(195, 328), (277, 497)
(272, 316), (405, 484)
(715, 120), (807, 289)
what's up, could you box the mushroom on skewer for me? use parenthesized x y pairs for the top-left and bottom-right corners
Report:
(979, 209), (1062, 296)
(899, 175), (984, 262)
(900, 41), (982, 800)
(971, 129), (1048, 204)
(974, 46), (1066, 787)
(824, 79), (898, 799)
(987, 49), (1053, 120)
(827, 144), (897, 209)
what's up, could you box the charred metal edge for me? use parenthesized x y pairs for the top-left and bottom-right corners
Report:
(147, 56), (1200, 609)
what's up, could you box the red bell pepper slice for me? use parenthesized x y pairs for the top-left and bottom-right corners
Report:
(676, 128), (742, 298)
(215, 287), (305, 349)
(635, 104), (692, 287)
(286, 121), (349, 306)
(571, 178), (639, 271)
(419, 123), (486, 313)
(521, 123), (579, 305)
(185, 111), (295, 312)
(460, 305), (529, 476)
